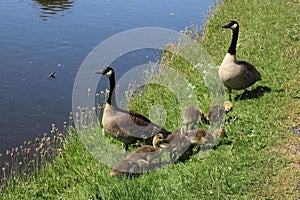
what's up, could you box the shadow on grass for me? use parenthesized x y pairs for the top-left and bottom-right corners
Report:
(291, 124), (300, 136)
(234, 86), (272, 101)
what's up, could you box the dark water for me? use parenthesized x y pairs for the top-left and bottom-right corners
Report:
(0, 0), (216, 153)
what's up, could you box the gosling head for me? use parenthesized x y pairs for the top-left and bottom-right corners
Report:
(95, 66), (114, 77)
(213, 128), (227, 138)
(223, 101), (233, 113)
(183, 106), (200, 123)
(222, 20), (239, 30)
(153, 133), (168, 147)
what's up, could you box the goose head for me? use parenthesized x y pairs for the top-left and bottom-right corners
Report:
(95, 66), (114, 77)
(222, 20), (239, 30)
(224, 101), (233, 113)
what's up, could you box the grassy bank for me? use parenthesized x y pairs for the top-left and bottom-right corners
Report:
(1, 0), (300, 199)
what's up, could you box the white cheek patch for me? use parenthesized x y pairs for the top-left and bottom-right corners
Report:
(231, 23), (238, 29)
(106, 70), (113, 77)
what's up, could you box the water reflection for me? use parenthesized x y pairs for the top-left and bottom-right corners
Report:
(0, 0), (212, 155)
(33, 0), (74, 20)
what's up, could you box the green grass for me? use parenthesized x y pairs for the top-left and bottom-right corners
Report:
(1, 0), (300, 199)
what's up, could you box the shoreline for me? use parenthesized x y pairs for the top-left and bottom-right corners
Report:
(1, 0), (300, 199)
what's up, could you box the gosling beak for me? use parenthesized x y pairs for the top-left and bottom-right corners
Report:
(162, 138), (169, 143)
(159, 141), (169, 149)
(157, 138), (169, 149)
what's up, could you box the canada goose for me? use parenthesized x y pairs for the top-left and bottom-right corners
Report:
(187, 129), (207, 145)
(188, 128), (226, 145)
(182, 106), (201, 131)
(162, 106), (201, 162)
(201, 101), (233, 124)
(162, 127), (191, 162)
(95, 67), (171, 150)
(110, 133), (167, 176)
(219, 20), (261, 100)
(164, 127), (227, 162)
(49, 71), (56, 78)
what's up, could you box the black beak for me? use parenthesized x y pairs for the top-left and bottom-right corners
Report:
(95, 67), (112, 75)
(221, 23), (231, 28)
(221, 20), (238, 29)
(95, 69), (105, 74)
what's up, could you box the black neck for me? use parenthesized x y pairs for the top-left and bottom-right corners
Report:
(227, 26), (239, 55)
(106, 73), (116, 106)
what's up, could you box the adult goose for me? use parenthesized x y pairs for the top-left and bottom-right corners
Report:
(95, 67), (171, 150)
(110, 133), (167, 176)
(219, 20), (261, 100)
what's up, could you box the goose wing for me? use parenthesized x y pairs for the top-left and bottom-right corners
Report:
(128, 109), (151, 125)
(128, 109), (171, 136)
(238, 60), (261, 81)
(114, 109), (170, 139)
